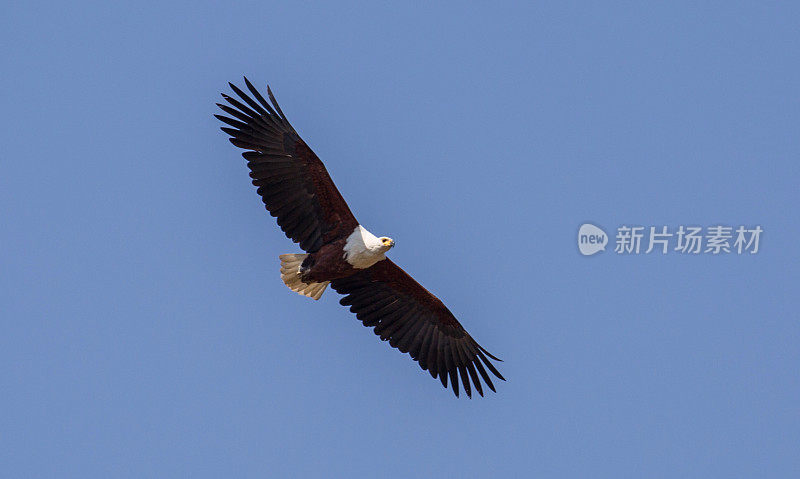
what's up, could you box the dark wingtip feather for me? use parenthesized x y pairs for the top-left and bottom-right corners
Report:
(460, 366), (472, 399)
(469, 363), (484, 397)
(449, 367), (460, 398)
(472, 356), (496, 393)
(459, 343), (483, 397)
(239, 77), (286, 120)
(243, 78), (257, 94)
(215, 114), (242, 129)
(477, 350), (506, 382)
(267, 86), (289, 122)
(478, 345), (503, 362)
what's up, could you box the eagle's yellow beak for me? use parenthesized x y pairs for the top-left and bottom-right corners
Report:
(381, 237), (395, 248)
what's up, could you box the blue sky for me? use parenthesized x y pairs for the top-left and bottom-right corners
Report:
(2, 1), (799, 477)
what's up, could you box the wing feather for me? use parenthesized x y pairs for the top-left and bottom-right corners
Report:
(217, 79), (358, 252)
(407, 322), (432, 361)
(427, 329), (440, 379)
(445, 343), (459, 398)
(462, 344), (484, 397)
(330, 259), (504, 397)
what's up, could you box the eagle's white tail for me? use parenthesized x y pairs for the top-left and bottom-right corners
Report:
(279, 254), (329, 300)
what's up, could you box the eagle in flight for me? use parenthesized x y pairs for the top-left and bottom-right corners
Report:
(215, 79), (504, 397)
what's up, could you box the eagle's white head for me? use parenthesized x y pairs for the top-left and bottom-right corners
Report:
(378, 236), (395, 252)
(344, 226), (395, 268)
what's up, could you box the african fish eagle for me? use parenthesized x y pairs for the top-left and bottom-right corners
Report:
(215, 79), (504, 397)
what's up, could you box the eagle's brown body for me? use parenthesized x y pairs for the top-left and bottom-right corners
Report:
(298, 238), (360, 283)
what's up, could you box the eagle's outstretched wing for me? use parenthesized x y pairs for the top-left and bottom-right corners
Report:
(216, 78), (358, 252)
(331, 259), (505, 398)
